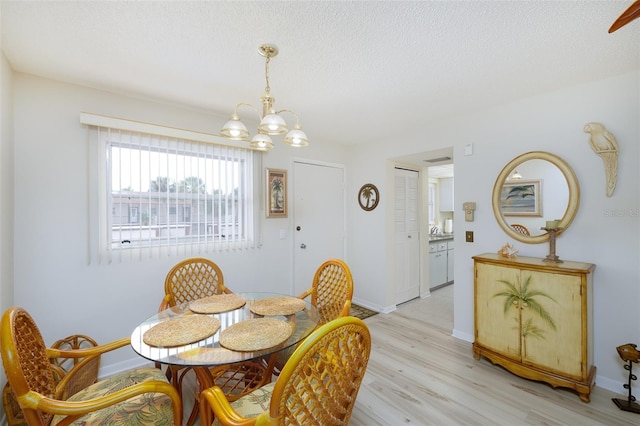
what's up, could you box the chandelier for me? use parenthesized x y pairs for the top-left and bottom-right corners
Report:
(220, 44), (309, 151)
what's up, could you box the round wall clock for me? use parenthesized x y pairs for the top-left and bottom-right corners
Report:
(358, 183), (379, 211)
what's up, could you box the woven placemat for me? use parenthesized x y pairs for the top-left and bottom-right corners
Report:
(189, 293), (246, 314)
(249, 296), (306, 316)
(143, 315), (221, 347)
(219, 318), (293, 352)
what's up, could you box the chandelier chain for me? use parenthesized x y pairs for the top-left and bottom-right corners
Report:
(264, 55), (271, 95)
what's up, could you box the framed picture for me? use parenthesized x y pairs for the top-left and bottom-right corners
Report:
(500, 179), (542, 216)
(266, 168), (287, 218)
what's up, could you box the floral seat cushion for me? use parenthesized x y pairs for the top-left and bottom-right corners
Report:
(212, 382), (275, 425)
(51, 367), (175, 426)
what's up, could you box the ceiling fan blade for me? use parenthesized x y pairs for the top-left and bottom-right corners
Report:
(609, 0), (640, 33)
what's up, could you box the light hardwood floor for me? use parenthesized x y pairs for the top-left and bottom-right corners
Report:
(186, 284), (638, 425)
(349, 284), (637, 425)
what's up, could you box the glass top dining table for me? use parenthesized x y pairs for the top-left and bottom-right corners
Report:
(130, 292), (319, 367)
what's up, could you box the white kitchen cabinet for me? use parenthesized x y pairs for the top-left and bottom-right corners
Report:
(439, 177), (454, 212)
(429, 240), (453, 289)
(446, 240), (454, 282)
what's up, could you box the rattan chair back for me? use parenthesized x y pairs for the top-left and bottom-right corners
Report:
(272, 316), (370, 423)
(1, 308), (57, 425)
(309, 259), (354, 325)
(3, 334), (100, 425)
(200, 316), (371, 425)
(511, 223), (531, 236)
(163, 257), (230, 309)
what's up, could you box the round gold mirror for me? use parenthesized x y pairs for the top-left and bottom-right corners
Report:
(492, 151), (580, 244)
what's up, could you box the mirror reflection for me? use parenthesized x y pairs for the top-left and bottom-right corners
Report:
(501, 159), (569, 237)
(492, 151), (580, 244)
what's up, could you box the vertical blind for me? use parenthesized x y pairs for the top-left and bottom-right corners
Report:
(83, 114), (260, 263)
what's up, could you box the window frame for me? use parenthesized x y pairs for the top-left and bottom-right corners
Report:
(82, 113), (262, 263)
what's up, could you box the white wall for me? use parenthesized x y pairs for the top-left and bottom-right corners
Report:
(347, 71), (640, 393)
(8, 68), (640, 396)
(0, 48), (15, 414)
(12, 74), (348, 371)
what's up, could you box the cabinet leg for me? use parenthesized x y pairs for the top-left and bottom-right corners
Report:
(579, 392), (591, 403)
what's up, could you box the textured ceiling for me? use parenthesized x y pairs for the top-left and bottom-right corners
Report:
(2, 1), (639, 148)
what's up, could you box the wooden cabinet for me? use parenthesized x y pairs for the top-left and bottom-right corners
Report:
(472, 253), (595, 402)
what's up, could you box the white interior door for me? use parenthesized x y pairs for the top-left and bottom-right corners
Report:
(394, 167), (420, 304)
(293, 161), (346, 296)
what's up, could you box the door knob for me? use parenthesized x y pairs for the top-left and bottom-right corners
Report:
(300, 243), (307, 249)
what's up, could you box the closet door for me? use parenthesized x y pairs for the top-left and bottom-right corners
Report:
(394, 168), (420, 304)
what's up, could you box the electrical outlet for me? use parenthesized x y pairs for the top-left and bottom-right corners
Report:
(466, 231), (474, 242)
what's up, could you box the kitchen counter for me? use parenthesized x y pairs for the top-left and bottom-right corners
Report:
(429, 234), (454, 242)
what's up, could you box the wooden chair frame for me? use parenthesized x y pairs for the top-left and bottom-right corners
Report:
(1, 307), (181, 426)
(200, 316), (371, 425)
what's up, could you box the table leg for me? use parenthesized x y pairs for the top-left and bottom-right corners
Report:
(192, 355), (278, 425)
(192, 367), (215, 426)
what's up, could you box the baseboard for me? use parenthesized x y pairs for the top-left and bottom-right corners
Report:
(98, 356), (154, 380)
(430, 281), (453, 292)
(596, 375), (626, 395)
(452, 328), (473, 342)
(351, 297), (395, 314)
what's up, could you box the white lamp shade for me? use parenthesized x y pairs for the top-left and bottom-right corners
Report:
(283, 127), (309, 147)
(258, 112), (288, 135)
(249, 134), (274, 151)
(221, 115), (250, 140)
(510, 169), (523, 180)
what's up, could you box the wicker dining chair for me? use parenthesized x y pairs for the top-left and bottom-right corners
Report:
(511, 223), (531, 236)
(200, 316), (371, 426)
(3, 334), (101, 425)
(301, 258), (354, 325)
(158, 257), (271, 425)
(159, 257), (231, 312)
(270, 258), (354, 375)
(0, 307), (181, 426)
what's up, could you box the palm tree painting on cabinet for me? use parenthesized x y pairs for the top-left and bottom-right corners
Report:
(493, 274), (557, 362)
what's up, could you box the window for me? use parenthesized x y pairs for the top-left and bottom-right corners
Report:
(428, 182), (436, 226)
(83, 114), (259, 261)
(129, 206), (139, 224)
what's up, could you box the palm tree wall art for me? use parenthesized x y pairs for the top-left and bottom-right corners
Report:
(266, 168), (287, 218)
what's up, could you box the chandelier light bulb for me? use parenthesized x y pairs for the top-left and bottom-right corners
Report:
(284, 125), (309, 148)
(259, 110), (288, 135)
(221, 113), (249, 140)
(249, 134), (274, 151)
